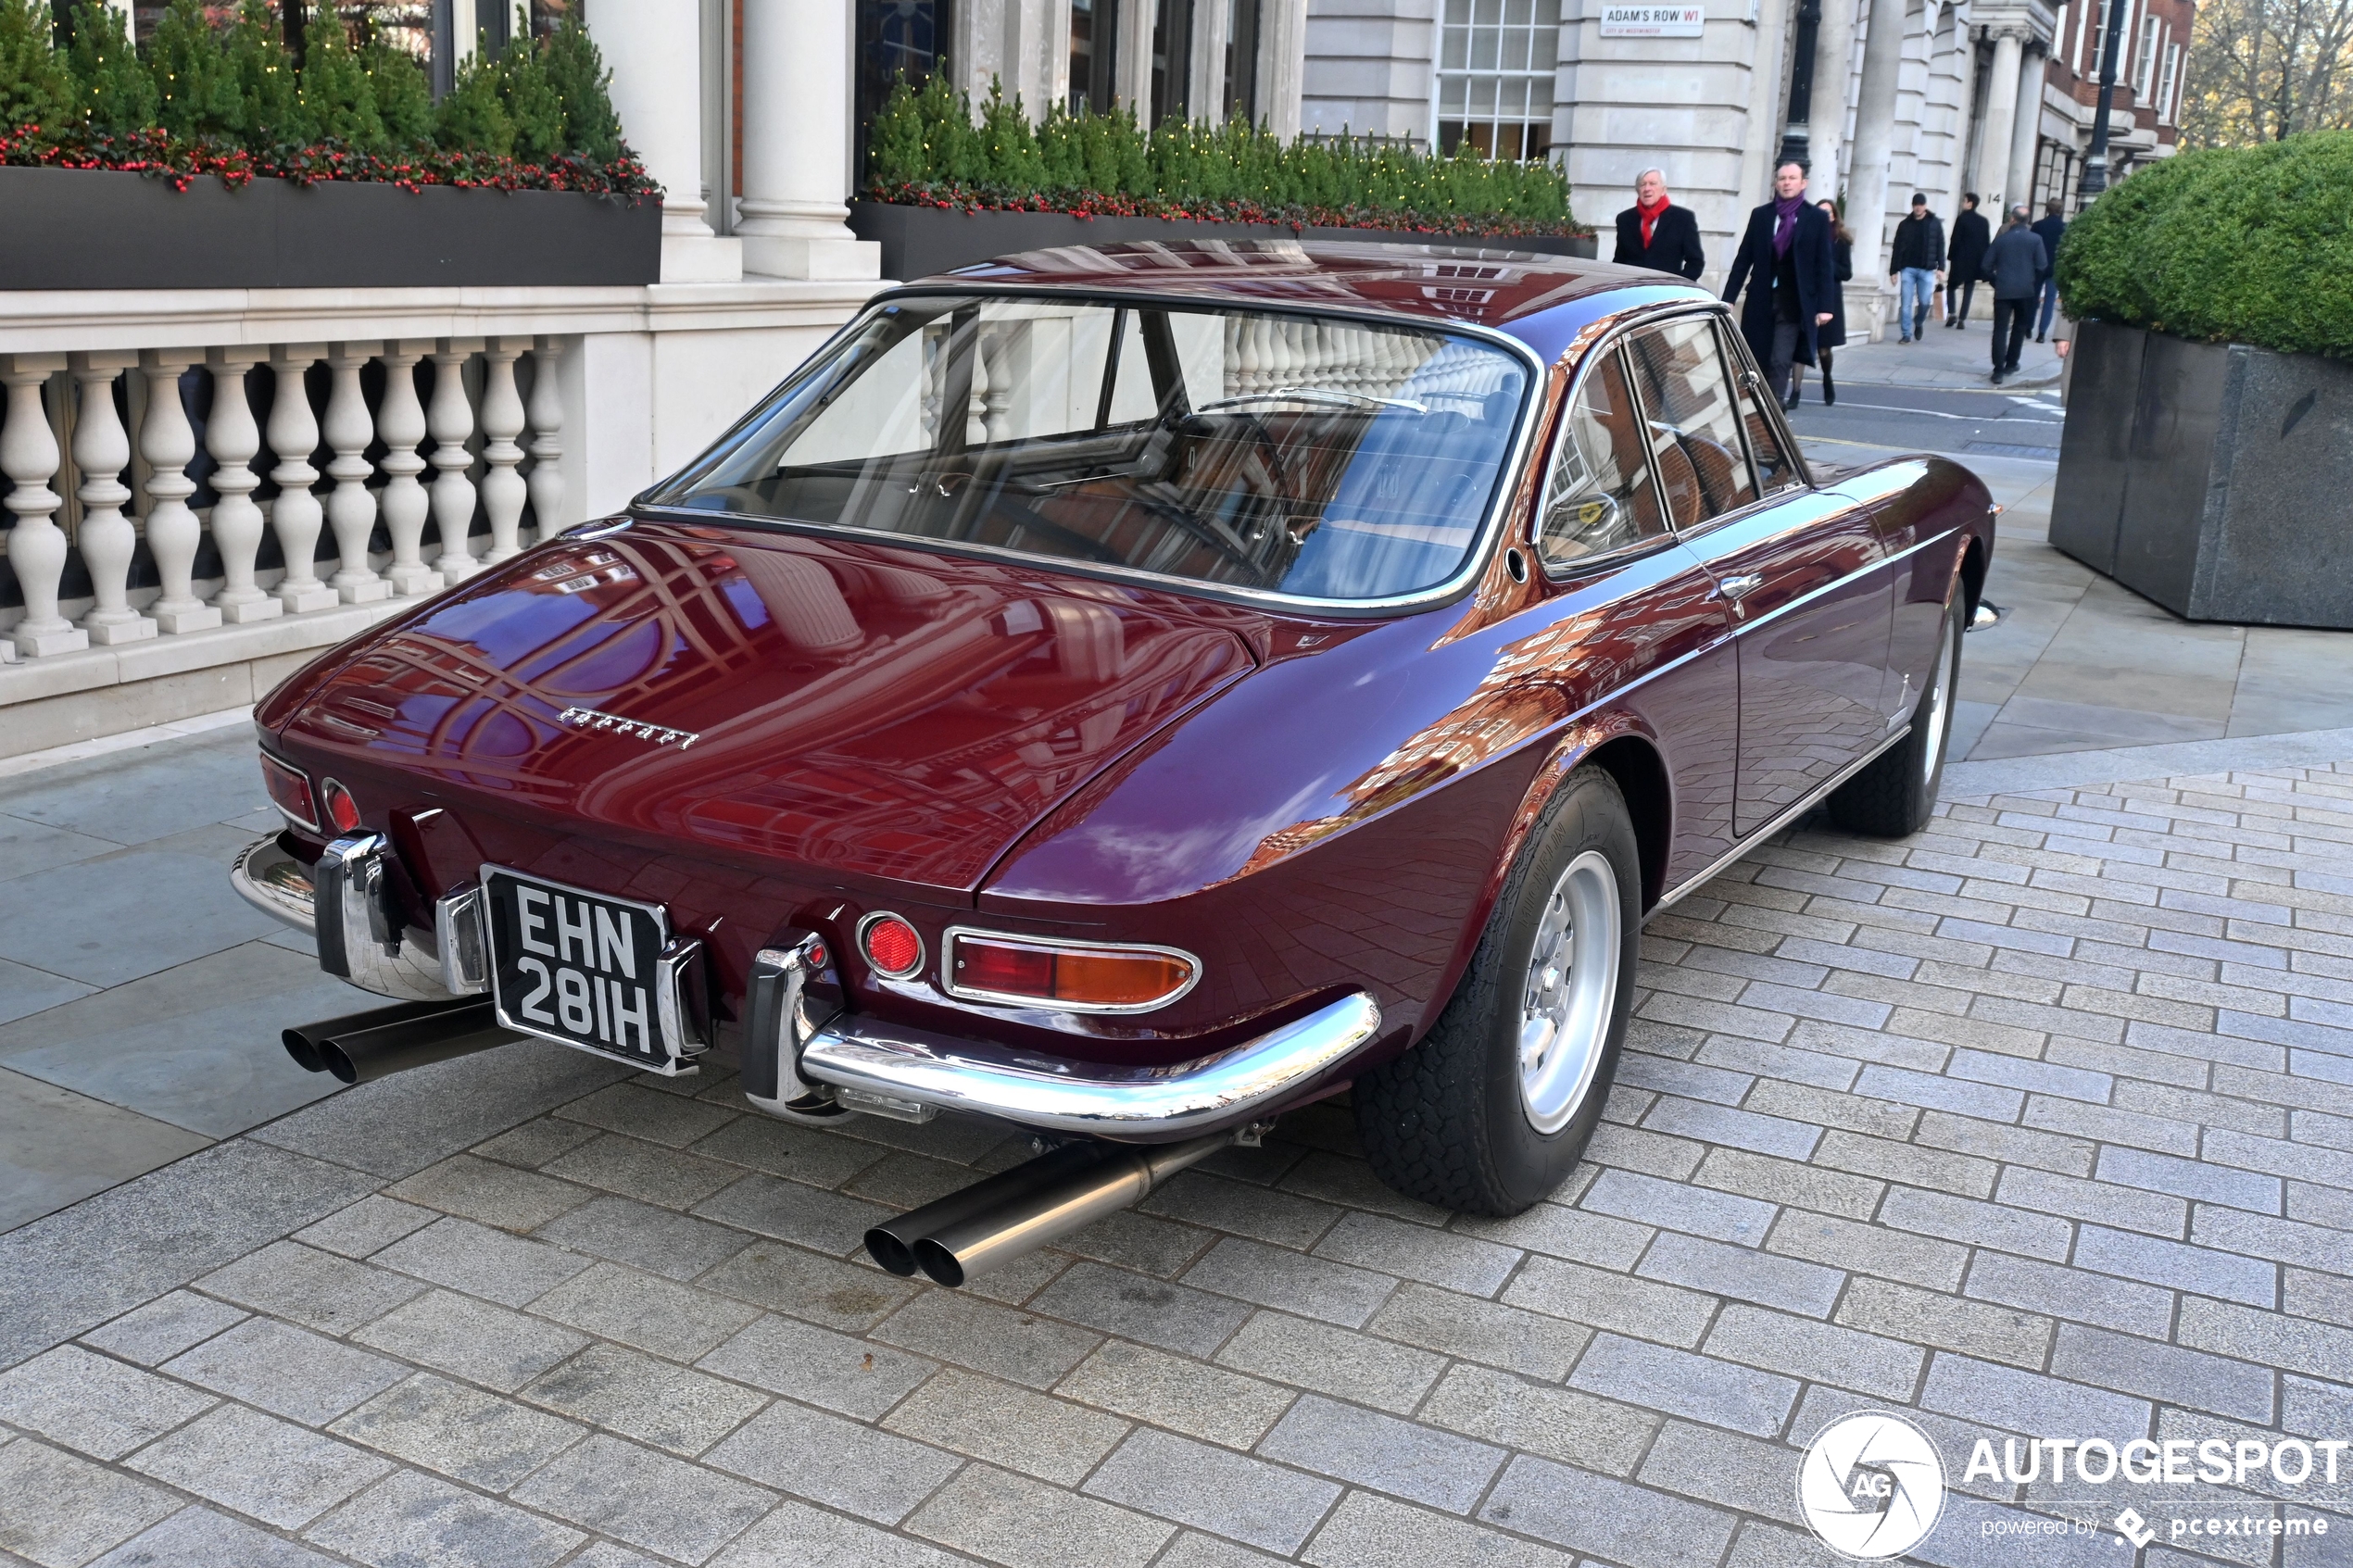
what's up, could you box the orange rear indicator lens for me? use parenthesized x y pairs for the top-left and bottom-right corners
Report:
(260, 752), (318, 831)
(947, 932), (1197, 1012)
(860, 913), (925, 978)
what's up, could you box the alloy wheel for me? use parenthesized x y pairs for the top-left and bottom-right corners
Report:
(1516, 849), (1623, 1134)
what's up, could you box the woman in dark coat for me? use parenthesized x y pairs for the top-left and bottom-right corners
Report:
(1792, 199), (1853, 406)
(1944, 194), (1991, 327)
(1721, 162), (1842, 410)
(1612, 168), (1706, 281)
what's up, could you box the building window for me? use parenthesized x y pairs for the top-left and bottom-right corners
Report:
(2133, 15), (2158, 95)
(858, 0), (951, 174)
(1434, 0), (1561, 159)
(2157, 38), (2179, 119)
(1071, 0), (1120, 111)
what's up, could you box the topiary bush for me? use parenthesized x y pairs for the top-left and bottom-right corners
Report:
(866, 71), (1581, 236)
(2057, 132), (2353, 360)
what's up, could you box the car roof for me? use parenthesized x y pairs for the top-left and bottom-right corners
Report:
(922, 239), (1718, 365)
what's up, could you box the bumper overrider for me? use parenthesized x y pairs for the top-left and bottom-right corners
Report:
(232, 833), (1384, 1140)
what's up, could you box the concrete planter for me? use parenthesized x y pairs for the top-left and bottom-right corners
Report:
(2049, 320), (2353, 629)
(0, 166), (661, 290)
(849, 200), (1597, 282)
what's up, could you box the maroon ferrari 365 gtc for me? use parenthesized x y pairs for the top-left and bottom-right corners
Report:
(233, 241), (1994, 1287)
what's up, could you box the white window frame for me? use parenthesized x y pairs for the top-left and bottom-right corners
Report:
(2133, 15), (2159, 97)
(1429, 0), (1564, 162)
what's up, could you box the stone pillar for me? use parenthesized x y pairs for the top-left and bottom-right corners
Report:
(1192, 0), (1231, 124)
(1259, 0), (1308, 138)
(593, 0), (741, 282)
(1808, 0), (1860, 192)
(1973, 28), (2024, 209)
(1844, 0), (1908, 286)
(2006, 47), (2045, 212)
(736, 0), (879, 280)
(1116, 0), (1155, 111)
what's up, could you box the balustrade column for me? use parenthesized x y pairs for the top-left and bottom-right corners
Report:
(479, 339), (527, 565)
(323, 342), (390, 603)
(138, 350), (218, 634)
(206, 346), (279, 623)
(2, 353), (82, 658)
(377, 340), (440, 596)
(525, 337), (566, 545)
(70, 352), (156, 646)
(428, 339), (484, 582)
(268, 344), (336, 613)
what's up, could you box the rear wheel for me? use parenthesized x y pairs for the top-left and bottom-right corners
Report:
(1828, 591), (1963, 837)
(1355, 766), (1641, 1215)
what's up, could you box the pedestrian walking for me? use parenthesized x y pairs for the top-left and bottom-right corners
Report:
(1945, 194), (1989, 328)
(1886, 192), (1946, 343)
(1792, 199), (1852, 406)
(2050, 311), (2077, 403)
(1981, 204), (2048, 383)
(1613, 168), (1706, 281)
(2032, 198), (2068, 341)
(1722, 162), (1839, 411)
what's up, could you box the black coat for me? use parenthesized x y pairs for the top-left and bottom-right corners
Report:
(1982, 226), (2049, 299)
(1888, 211), (1946, 274)
(1722, 200), (1840, 369)
(1947, 208), (1992, 277)
(1613, 204), (1706, 281)
(1818, 234), (1855, 348)
(2032, 214), (2067, 273)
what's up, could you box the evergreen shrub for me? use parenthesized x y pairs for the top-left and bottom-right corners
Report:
(0, 0), (656, 196)
(2057, 132), (2353, 360)
(866, 71), (1581, 235)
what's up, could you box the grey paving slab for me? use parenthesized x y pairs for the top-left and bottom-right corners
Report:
(541, 1133), (743, 1210)
(1568, 1332), (1801, 1438)
(0, 1067), (210, 1234)
(78, 1289), (247, 1366)
(694, 1240), (919, 1334)
(872, 1286), (1102, 1390)
(910, 1463), (1176, 1568)
(351, 1288), (591, 1394)
(0, 1439), (182, 1568)
(711, 1499), (967, 1568)
(1303, 1490), (1571, 1568)
(87, 1505), (347, 1568)
(0, 1344), (215, 1460)
(371, 1215), (594, 1307)
(0, 728), (265, 844)
(1257, 1394), (1508, 1514)
(384, 1155), (597, 1234)
(522, 1342), (767, 1457)
(1215, 1310), (1446, 1413)
(0, 849), (281, 988)
(527, 1261), (762, 1362)
(195, 1239), (428, 1334)
(1030, 1261), (1254, 1357)
(293, 1196), (440, 1260)
(881, 1368), (1129, 1485)
(163, 1314), (408, 1425)
(1182, 1236), (1400, 1327)
(705, 1397), (962, 1524)
(0, 958), (94, 1030)
(330, 1371), (586, 1489)
(509, 1432), (775, 1564)
(690, 1172), (896, 1256)
(696, 1312), (937, 1421)
(0, 811), (121, 884)
(304, 1469), (585, 1568)
(1478, 1453), (1739, 1567)
(127, 1402), (395, 1529)
(558, 1082), (738, 1148)
(0, 1137), (378, 1371)
(1086, 1425), (1344, 1554)
(1055, 1338), (1297, 1450)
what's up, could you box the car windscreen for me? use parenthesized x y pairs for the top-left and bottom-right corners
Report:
(645, 294), (1532, 603)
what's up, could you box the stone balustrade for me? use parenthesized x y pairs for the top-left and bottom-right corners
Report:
(0, 336), (569, 665)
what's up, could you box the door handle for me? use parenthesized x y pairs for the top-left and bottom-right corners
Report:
(1718, 572), (1764, 599)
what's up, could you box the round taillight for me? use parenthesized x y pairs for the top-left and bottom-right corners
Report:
(321, 779), (361, 834)
(859, 913), (924, 979)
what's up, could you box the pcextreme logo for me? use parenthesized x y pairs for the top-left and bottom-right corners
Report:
(1798, 1411), (1948, 1560)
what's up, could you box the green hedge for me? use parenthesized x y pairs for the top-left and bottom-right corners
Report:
(867, 73), (1580, 234)
(0, 0), (646, 190)
(2057, 132), (2353, 360)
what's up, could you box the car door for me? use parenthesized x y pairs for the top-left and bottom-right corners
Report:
(1622, 314), (1894, 838)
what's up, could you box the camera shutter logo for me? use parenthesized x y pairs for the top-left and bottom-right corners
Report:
(1798, 1411), (1947, 1559)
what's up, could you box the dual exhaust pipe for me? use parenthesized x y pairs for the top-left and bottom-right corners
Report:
(283, 997), (515, 1085)
(864, 1130), (1231, 1288)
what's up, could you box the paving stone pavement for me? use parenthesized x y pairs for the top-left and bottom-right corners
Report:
(5, 757), (2353, 1568)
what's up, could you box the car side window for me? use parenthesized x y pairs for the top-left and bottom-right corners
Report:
(1720, 320), (1804, 495)
(1534, 348), (1670, 570)
(1623, 318), (1760, 530)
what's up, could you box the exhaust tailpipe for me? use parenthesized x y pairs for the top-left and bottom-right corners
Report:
(865, 1132), (1231, 1288)
(283, 998), (510, 1085)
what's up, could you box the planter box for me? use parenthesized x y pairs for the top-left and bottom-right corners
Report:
(2049, 320), (2353, 629)
(849, 200), (1597, 283)
(0, 166), (661, 290)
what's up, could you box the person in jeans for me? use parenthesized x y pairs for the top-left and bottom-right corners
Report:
(1613, 168), (1707, 280)
(1981, 205), (2049, 383)
(1945, 194), (1990, 328)
(1886, 192), (1945, 343)
(2032, 198), (2068, 340)
(1723, 161), (1839, 409)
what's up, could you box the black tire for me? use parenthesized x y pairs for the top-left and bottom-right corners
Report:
(1355, 766), (1642, 1216)
(1828, 591), (1964, 837)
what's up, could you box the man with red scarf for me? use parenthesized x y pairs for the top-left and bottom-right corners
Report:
(1722, 161), (1840, 411)
(1613, 169), (1705, 281)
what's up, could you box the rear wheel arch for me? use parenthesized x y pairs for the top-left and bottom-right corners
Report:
(1959, 536), (1988, 620)
(1578, 733), (1671, 914)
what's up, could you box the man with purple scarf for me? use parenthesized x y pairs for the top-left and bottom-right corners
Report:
(1722, 162), (1841, 411)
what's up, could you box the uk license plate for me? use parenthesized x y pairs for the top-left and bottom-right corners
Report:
(483, 866), (672, 1068)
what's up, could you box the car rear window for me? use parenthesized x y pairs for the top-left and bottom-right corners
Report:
(646, 294), (1532, 604)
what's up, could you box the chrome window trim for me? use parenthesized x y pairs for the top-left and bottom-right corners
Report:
(856, 909), (928, 981)
(940, 925), (1203, 1015)
(630, 283), (1552, 621)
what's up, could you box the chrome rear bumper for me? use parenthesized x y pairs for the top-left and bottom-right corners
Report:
(230, 833), (461, 1001)
(232, 835), (318, 935)
(794, 992), (1385, 1138)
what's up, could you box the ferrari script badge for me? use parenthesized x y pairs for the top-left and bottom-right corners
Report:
(557, 707), (699, 750)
